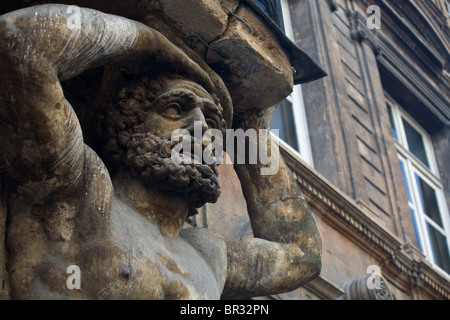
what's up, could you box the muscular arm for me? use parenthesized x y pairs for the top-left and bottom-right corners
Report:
(0, 4), (213, 196)
(222, 107), (322, 299)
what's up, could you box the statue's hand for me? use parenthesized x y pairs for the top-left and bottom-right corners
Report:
(223, 103), (322, 300)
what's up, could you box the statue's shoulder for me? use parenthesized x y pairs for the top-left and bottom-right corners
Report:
(80, 144), (113, 211)
(83, 145), (113, 186)
(180, 227), (227, 288)
(180, 226), (226, 248)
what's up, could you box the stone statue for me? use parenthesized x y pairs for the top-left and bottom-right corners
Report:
(0, 4), (321, 299)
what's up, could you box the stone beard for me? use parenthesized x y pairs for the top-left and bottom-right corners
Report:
(100, 73), (224, 209)
(124, 131), (221, 208)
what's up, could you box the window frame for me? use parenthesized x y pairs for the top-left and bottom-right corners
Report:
(271, 0), (314, 166)
(386, 94), (450, 278)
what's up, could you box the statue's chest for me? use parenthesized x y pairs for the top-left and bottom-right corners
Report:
(80, 239), (222, 300)
(82, 201), (225, 300)
(7, 199), (225, 299)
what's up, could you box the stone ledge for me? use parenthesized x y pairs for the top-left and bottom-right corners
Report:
(0, 1), (326, 113)
(206, 4), (293, 112)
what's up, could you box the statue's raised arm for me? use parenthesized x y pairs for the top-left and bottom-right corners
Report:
(222, 106), (322, 299)
(0, 4), (214, 195)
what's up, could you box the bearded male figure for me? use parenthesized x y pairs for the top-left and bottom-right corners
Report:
(0, 4), (321, 299)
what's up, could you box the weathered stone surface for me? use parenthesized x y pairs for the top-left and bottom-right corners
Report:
(160, 0), (229, 43)
(207, 4), (294, 112)
(0, 0), (308, 113)
(0, 3), (322, 300)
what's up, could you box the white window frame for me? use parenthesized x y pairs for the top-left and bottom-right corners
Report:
(272, 0), (313, 166)
(445, 0), (450, 17)
(387, 94), (450, 278)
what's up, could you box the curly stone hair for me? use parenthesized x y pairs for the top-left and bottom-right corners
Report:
(99, 72), (160, 171)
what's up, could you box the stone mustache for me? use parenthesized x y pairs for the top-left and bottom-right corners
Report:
(0, 4), (321, 299)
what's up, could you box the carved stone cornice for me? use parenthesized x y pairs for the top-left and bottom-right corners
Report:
(354, 0), (450, 105)
(388, 0), (449, 65)
(411, 0), (450, 48)
(357, 0), (449, 70)
(280, 143), (450, 300)
(344, 7), (450, 129)
(375, 33), (450, 129)
(337, 274), (395, 300)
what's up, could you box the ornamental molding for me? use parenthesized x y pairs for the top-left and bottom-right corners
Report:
(357, 0), (449, 67)
(344, 8), (450, 128)
(337, 274), (395, 300)
(280, 145), (450, 300)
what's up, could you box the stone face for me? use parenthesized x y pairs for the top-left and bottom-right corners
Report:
(207, 4), (294, 112)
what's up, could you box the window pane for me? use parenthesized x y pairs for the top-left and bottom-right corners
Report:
(416, 175), (443, 228)
(387, 103), (398, 141)
(402, 119), (429, 167)
(410, 207), (423, 252)
(427, 223), (450, 274)
(271, 105), (286, 141)
(398, 159), (413, 203)
(271, 100), (299, 151)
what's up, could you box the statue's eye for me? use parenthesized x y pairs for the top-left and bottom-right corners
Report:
(162, 103), (182, 117)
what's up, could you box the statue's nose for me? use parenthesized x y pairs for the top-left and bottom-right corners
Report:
(185, 107), (208, 135)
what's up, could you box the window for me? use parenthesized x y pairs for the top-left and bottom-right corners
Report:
(446, 0), (450, 17)
(270, 0), (314, 166)
(386, 94), (450, 277)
